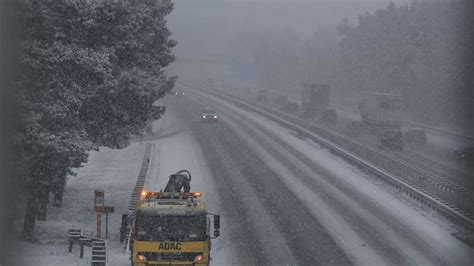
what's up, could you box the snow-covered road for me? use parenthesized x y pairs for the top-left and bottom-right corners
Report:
(12, 84), (472, 265)
(144, 103), (241, 265)
(170, 84), (472, 265)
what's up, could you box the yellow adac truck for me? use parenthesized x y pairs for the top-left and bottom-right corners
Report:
(128, 191), (220, 265)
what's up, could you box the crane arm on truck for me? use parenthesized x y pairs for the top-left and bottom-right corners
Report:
(163, 169), (192, 192)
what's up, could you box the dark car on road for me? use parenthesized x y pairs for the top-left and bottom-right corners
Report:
(380, 129), (404, 151)
(283, 101), (299, 113)
(321, 109), (338, 123)
(404, 128), (427, 145)
(345, 121), (364, 137)
(201, 108), (219, 123)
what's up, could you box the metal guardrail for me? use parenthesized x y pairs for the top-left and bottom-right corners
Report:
(91, 240), (107, 266)
(68, 229), (107, 265)
(185, 84), (474, 231)
(404, 120), (474, 143)
(68, 229), (83, 253)
(128, 142), (153, 212)
(67, 143), (154, 265)
(122, 142), (153, 253)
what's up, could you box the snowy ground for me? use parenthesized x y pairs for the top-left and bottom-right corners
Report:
(9, 95), (239, 265)
(227, 84), (474, 194)
(11, 143), (145, 265)
(229, 85), (473, 173)
(9, 86), (473, 265)
(177, 83), (473, 265)
(146, 101), (239, 265)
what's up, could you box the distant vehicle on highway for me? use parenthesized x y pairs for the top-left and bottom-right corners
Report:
(322, 109), (337, 123)
(346, 121), (364, 137)
(283, 101), (299, 113)
(404, 128), (427, 145)
(201, 108), (219, 123)
(380, 129), (404, 151)
(173, 91), (185, 95)
(359, 92), (402, 132)
(300, 83), (330, 119)
(455, 146), (474, 162)
(256, 89), (268, 102)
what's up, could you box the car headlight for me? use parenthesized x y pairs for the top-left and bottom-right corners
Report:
(202, 115), (206, 118)
(214, 115), (217, 118)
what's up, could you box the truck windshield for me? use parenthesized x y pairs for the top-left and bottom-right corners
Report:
(135, 215), (207, 241)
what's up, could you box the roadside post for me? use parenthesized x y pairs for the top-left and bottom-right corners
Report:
(105, 206), (115, 239)
(94, 189), (114, 239)
(94, 190), (105, 238)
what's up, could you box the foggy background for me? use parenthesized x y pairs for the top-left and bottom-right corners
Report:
(168, 0), (412, 63)
(166, 0), (472, 132)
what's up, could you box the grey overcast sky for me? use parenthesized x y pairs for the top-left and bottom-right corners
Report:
(168, 0), (414, 61)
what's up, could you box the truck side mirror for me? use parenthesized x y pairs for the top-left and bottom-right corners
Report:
(214, 229), (220, 238)
(121, 214), (128, 226)
(120, 214), (128, 243)
(214, 215), (220, 230)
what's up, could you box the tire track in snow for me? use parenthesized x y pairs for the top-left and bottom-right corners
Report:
(171, 102), (298, 265)
(172, 98), (349, 265)
(187, 88), (471, 265)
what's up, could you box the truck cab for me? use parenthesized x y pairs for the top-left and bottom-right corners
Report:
(359, 92), (402, 132)
(300, 83), (330, 119)
(130, 192), (220, 265)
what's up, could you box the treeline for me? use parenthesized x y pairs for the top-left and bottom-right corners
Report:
(12, 0), (176, 240)
(244, 0), (472, 126)
(336, 0), (472, 124)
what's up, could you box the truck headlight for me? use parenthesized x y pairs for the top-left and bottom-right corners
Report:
(194, 254), (204, 262)
(202, 115), (206, 119)
(137, 255), (147, 261)
(213, 115), (217, 119)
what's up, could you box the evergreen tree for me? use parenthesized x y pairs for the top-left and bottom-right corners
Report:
(14, 0), (176, 240)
